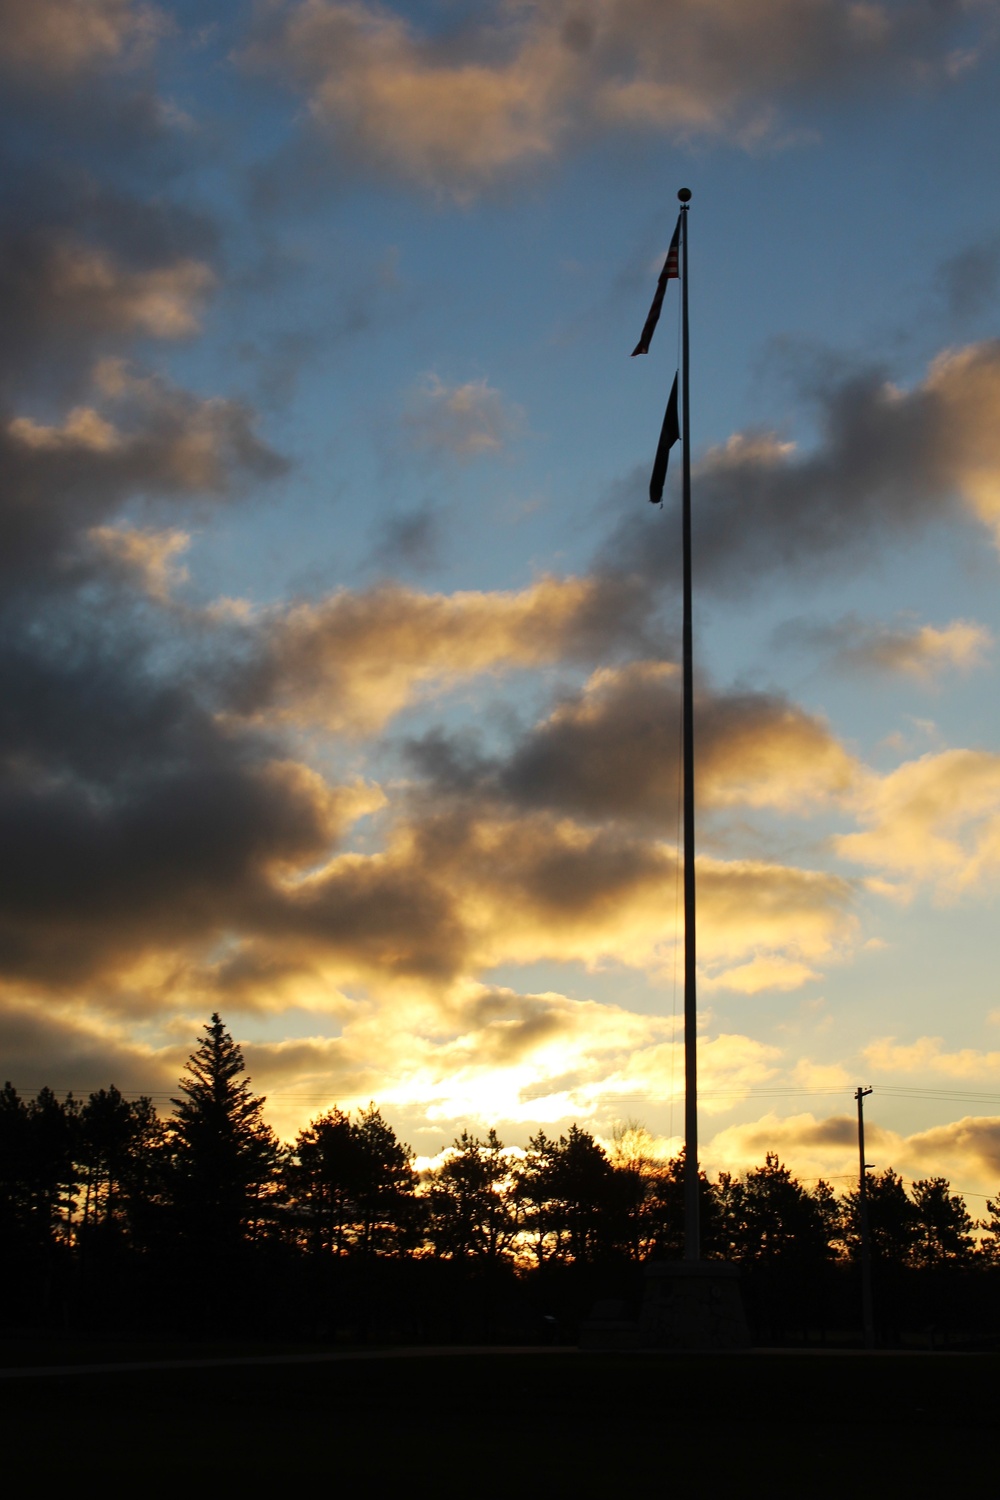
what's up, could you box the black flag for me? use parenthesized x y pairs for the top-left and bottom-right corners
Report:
(649, 373), (679, 504)
(632, 218), (681, 356)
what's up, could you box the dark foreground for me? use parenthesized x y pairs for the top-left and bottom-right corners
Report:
(1, 1342), (994, 1493)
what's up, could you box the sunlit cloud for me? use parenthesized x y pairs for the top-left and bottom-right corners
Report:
(244, 0), (989, 196)
(836, 748), (1000, 896)
(679, 1105), (1000, 1200)
(863, 1034), (1000, 1080)
(238, 984), (782, 1140)
(227, 573), (652, 735)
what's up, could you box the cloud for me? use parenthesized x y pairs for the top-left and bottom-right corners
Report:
(700, 954), (822, 995)
(776, 613), (992, 679)
(836, 748), (1000, 896)
(227, 572), (655, 735)
(35, 243), (212, 339)
(212, 807), (855, 996)
(88, 523), (191, 600)
(236, 985), (782, 1139)
(601, 340), (1000, 593)
(0, 732), (855, 1010)
(366, 502), (444, 576)
(404, 373), (523, 460)
(705, 1106), (1000, 1197)
(408, 661), (858, 825)
(937, 235), (1000, 322)
(1, 359), (286, 584)
(863, 1034), (1000, 1080)
(905, 1116), (1000, 1184)
(244, 0), (986, 196)
(0, 230), (216, 396)
(0, 0), (162, 78)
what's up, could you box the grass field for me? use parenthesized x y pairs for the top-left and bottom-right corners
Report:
(1, 1343), (994, 1493)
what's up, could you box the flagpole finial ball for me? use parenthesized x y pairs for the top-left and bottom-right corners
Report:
(677, 188), (692, 203)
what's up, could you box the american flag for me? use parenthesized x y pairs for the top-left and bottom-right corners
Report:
(631, 217), (680, 357)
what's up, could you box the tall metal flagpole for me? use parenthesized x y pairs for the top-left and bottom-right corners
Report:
(677, 187), (699, 1263)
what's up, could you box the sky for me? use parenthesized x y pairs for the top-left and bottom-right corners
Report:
(5, 0), (1000, 1204)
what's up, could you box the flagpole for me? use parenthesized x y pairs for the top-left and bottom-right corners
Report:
(678, 187), (699, 1263)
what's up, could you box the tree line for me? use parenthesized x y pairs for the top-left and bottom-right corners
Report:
(4, 1014), (1000, 1346)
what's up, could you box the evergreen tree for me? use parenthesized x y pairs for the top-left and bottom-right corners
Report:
(0, 1086), (80, 1248)
(910, 1177), (975, 1267)
(722, 1154), (833, 1269)
(78, 1086), (164, 1239)
(169, 1014), (281, 1252)
(979, 1195), (1000, 1261)
(285, 1107), (359, 1255)
(350, 1103), (418, 1257)
(844, 1168), (918, 1267)
(516, 1125), (617, 1263)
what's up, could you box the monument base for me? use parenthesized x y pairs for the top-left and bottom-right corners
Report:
(580, 1261), (750, 1351)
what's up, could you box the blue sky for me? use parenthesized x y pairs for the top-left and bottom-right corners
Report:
(5, 0), (1000, 1203)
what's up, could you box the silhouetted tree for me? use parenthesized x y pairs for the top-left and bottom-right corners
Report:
(350, 1104), (418, 1257)
(285, 1107), (358, 1255)
(0, 1086), (79, 1249)
(78, 1086), (164, 1241)
(910, 1177), (975, 1268)
(426, 1130), (518, 1262)
(722, 1155), (834, 1269)
(642, 1148), (719, 1260)
(169, 1014), (281, 1253)
(517, 1126), (617, 1263)
(844, 1168), (918, 1268)
(979, 1194), (1000, 1262)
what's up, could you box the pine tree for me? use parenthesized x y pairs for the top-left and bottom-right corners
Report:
(169, 1014), (280, 1252)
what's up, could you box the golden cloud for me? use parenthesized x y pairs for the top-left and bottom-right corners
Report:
(705, 1108), (1000, 1199)
(232, 573), (644, 735)
(836, 748), (1000, 896)
(863, 1034), (1000, 1080)
(237, 984), (782, 1140)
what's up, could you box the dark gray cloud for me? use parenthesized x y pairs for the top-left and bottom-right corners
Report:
(0, 997), (174, 1097)
(0, 175), (219, 400)
(405, 662), (855, 827)
(366, 503), (445, 575)
(937, 237), (1000, 323)
(599, 342), (1000, 594)
(0, 370), (286, 590)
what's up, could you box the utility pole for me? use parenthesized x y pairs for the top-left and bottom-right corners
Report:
(855, 1085), (875, 1350)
